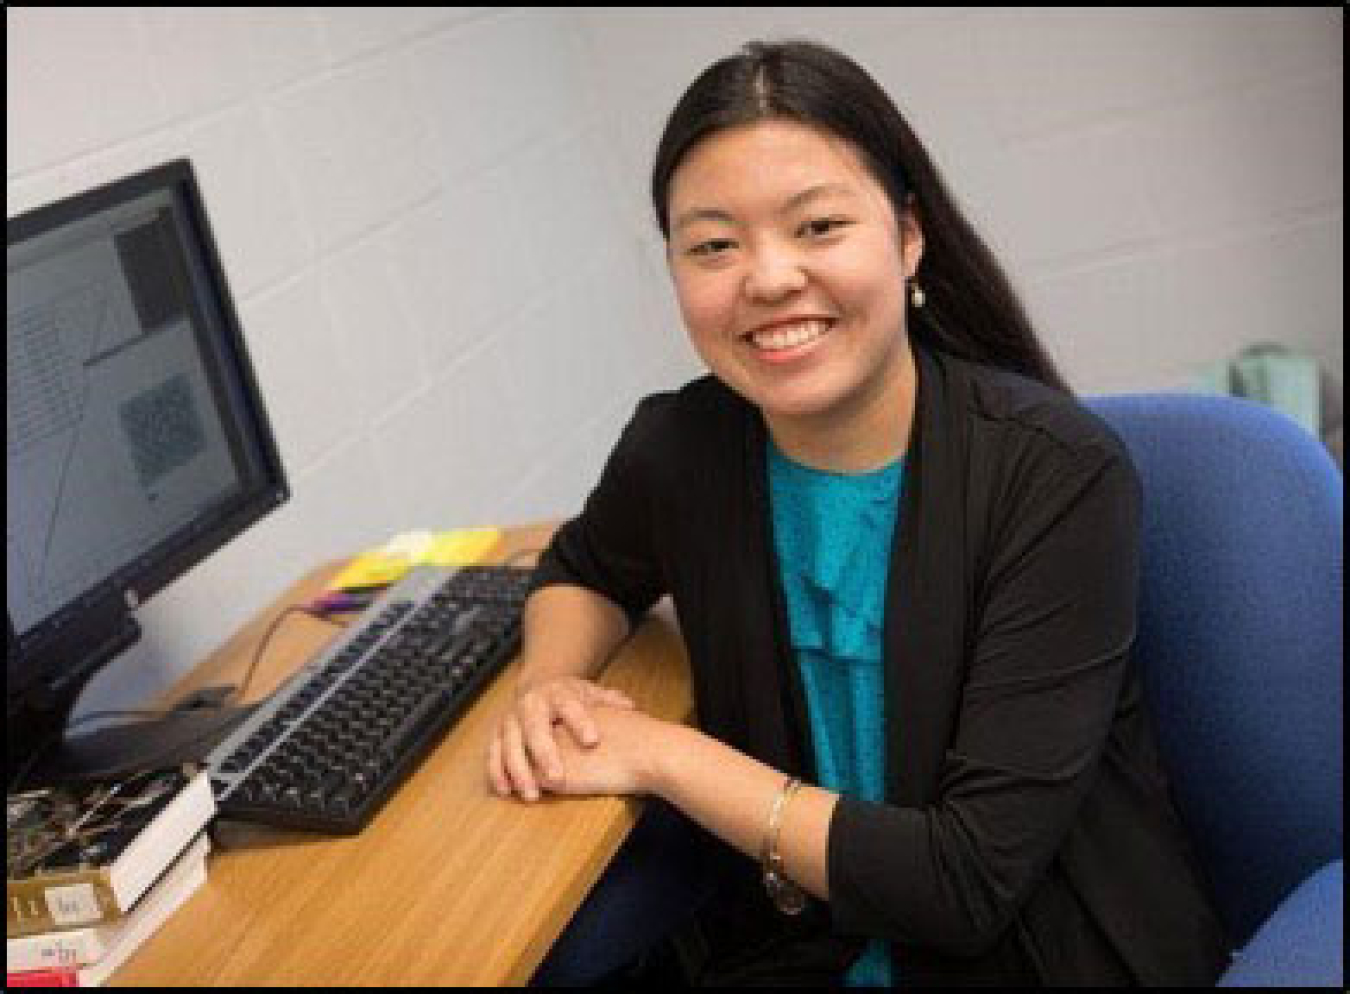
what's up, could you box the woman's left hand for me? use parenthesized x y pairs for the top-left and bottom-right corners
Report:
(542, 701), (674, 799)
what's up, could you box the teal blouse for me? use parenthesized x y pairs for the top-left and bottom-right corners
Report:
(768, 441), (903, 987)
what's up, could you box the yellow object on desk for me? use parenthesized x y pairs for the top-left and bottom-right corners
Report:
(327, 528), (502, 592)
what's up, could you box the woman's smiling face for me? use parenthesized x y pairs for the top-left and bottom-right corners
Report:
(666, 118), (922, 425)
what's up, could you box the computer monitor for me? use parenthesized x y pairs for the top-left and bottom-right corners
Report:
(7, 160), (287, 786)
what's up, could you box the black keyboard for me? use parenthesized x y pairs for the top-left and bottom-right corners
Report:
(206, 564), (531, 834)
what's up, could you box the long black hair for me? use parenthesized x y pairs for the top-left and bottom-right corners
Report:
(651, 39), (1070, 394)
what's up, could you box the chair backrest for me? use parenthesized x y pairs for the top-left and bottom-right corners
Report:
(1088, 394), (1343, 947)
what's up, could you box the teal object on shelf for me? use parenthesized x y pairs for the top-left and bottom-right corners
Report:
(1194, 342), (1322, 440)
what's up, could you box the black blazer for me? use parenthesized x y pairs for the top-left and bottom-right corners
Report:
(533, 345), (1230, 985)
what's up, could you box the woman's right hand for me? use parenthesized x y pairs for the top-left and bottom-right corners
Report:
(487, 675), (635, 801)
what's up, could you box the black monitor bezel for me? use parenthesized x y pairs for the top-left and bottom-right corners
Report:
(6, 159), (288, 715)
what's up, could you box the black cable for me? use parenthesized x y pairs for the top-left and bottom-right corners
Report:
(13, 558), (535, 793)
(7, 608), (345, 795)
(232, 605), (343, 705)
(8, 708), (186, 795)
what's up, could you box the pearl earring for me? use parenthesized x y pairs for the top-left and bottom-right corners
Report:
(910, 281), (926, 309)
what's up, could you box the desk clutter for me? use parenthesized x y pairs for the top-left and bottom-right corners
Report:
(310, 528), (503, 616)
(6, 766), (214, 986)
(4, 527), (529, 984)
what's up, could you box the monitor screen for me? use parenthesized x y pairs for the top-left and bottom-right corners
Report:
(6, 160), (286, 770)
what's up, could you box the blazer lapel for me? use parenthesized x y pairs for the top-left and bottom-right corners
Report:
(885, 346), (972, 805)
(685, 388), (809, 778)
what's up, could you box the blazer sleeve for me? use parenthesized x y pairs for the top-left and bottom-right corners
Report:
(827, 442), (1143, 956)
(529, 397), (668, 631)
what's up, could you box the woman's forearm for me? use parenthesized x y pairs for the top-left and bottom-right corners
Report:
(513, 583), (631, 692)
(649, 722), (839, 901)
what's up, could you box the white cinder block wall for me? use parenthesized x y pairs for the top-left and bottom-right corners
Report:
(6, 8), (1342, 715)
(577, 7), (1343, 390)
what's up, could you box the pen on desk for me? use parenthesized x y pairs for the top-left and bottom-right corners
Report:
(310, 589), (379, 616)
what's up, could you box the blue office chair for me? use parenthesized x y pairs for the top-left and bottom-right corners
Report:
(1088, 394), (1343, 988)
(536, 393), (1344, 987)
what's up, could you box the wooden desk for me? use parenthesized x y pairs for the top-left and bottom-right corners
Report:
(110, 525), (692, 986)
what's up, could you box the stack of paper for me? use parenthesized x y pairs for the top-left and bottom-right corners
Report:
(328, 528), (502, 592)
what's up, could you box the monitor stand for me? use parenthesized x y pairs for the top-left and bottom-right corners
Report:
(31, 704), (258, 784)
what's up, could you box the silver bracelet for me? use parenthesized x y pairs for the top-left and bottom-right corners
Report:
(761, 776), (807, 915)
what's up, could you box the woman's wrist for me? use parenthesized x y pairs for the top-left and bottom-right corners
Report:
(511, 658), (588, 699)
(643, 719), (697, 799)
(512, 663), (552, 699)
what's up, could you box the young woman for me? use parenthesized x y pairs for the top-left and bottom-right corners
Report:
(487, 40), (1229, 985)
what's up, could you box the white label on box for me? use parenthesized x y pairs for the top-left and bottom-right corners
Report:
(45, 883), (101, 926)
